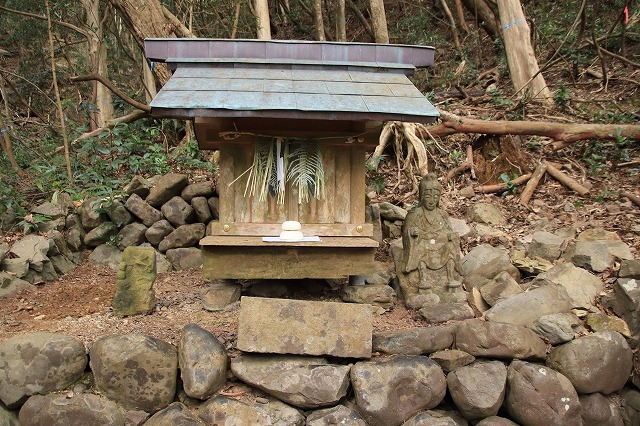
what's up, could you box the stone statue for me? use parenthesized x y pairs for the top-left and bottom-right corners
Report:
(394, 173), (465, 310)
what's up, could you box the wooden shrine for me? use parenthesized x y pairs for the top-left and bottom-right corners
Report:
(145, 39), (438, 279)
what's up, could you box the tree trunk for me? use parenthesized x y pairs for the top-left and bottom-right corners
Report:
(82, 0), (113, 130)
(461, 0), (499, 39)
(108, 0), (175, 85)
(335, 0), (346, 41)
(45, 0), (72, 184)
(312, 0), (326, 40)
(369, 0), (389, 43)
(0, 115), (22, 175)
(497, 0), (553, 104)
(255, 0), (271, 39)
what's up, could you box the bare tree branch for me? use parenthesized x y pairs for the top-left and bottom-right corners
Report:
(70, 74), (151, 113)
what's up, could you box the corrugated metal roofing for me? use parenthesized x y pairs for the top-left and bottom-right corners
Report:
(145, 39), (439, 123)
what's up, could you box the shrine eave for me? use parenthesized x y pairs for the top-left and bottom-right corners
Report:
(144, 39), (439, 124)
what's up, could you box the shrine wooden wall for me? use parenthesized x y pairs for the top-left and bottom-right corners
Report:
(209, 142), (372, 237)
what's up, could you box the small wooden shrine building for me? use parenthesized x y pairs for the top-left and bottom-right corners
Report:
(144, 39), (438, 280)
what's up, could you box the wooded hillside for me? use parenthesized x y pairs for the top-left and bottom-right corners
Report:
(0, 0), (638, 225)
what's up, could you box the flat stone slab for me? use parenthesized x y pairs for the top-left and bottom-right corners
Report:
(237, 296), (372, 358)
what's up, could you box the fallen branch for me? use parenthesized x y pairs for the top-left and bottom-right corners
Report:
(542, 160), (589, 196)
(70, 74), (151, 113)
(519, 161), (547, 205)
(54, 109), (149, 153)
(445, 162), (471, 183)
(620, 190), (640, 208)
(475, 173), (531, 194)
(429, 111), (640, 149)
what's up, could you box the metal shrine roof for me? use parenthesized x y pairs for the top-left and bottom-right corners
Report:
(144, 39), (439, 123)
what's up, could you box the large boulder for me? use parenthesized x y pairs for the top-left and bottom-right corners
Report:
(80, 198), (107, 230)
(181, 181), (215, 203)
(505, 360), (581, 426)
(467, 203), (505, 225)
(563, 241), (615, 272)
(145, 220), (174, 246)
(429, 349), (475, 373)
(179, 324), (227, 400)
(378, 202), (407, 221)
(447, 360), (507, 420)
(455, 320), (547, 360)
(579, 393), (624, 426)
(166, 247), (202, 271)
(546, 330), (633, 394)
(116, 222), (147, 250)
(18, 393), (124, 426)
(144, 402), (204, 426)
(461, 244), (510, 277)
(125, 194), (164, 227)
(373, 325), (456, 355)
(306, 405), (366, 426)
(0, 333), (87, 408)
(479, 271), (523, 306)
(191, 196), (212, 224)
(231, 354), (351, 409)
(535, 263), (604, 309)
(400, 410), (467, 426)
(197, 396), (303, 425)
(9, 234), (50, 272)
(527, 231), (566, 261)
(89, 333), (178, 413)
(88, 244), (122, 270)
(340, 284), (397, 310)
(158, 223), (205, 252)
(528, 313), (582, 345)
(161, 196), (195, 227)
(351, 356), (446, 426)
(485, 282), (573, 326)
(83, 222), (117, 247)
(146, 173), (189, 207)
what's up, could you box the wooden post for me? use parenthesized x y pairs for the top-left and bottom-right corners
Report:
(496, 0), (553, 104)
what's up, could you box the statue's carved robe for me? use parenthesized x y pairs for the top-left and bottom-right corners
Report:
(402, 207), (458, 273)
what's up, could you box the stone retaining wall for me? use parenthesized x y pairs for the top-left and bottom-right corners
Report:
(0, 173), (218, 295)
(1, 319), (639, 425)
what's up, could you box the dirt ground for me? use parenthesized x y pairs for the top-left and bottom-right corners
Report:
(1, 168), (638, 351)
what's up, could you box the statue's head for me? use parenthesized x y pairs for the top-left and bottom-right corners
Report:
(419, 173), (442, 211)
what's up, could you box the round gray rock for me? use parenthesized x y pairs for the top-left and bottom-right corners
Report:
(0, 333), (87, 408)
(231, 354), (350, 409)
(89, 333), (178, 413)
(373, 324), (457, 355)
(158, 223), (205, 252)
(447, 360), (507, 420)
(146, 173), (189, 207)
(18, 393), (124, 426)
(546, 330), (633, 394)
(145, 220), (175, 246)
(579, 393), (624, 426)
(351, 355), (446, 426)
(179, 324), (228, 400)
(505, 360), (580, 426)
(161, 196), (195, 228)
(305, 404), (366, 426)
(455, 320), (547, 360)
(181, 181), (215, 203)
(144, 402), (204, 426)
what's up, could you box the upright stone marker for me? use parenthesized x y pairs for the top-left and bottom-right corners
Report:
(237, 296), (372, 358)
(113, 246), (156, 316)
